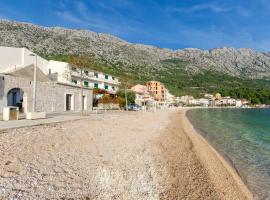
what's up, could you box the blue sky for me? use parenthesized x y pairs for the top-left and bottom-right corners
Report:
(0, 0), (270, 51)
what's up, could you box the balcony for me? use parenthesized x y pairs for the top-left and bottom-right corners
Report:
(70, 70), (119, 85)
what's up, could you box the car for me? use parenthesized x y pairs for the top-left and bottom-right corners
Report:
(124, 104), (142, 111)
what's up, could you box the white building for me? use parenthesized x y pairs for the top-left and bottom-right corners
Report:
(0, 46), (119, 94)
(221, 96), (236, 106)
(204, 94), (214, 99)
(0, 46), (118, 113)
(47, 61), (119, 94)
(130, 84), (153, 106)
(0, 46), (48, 74)
(179, 95), (195, 105)
(235, 99), (242, 107)
(198, 98), (209, 107)
(165, 90), (175, 105)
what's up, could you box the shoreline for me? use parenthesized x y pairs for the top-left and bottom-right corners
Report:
(181, 108), (253, 199)
(0, 109), (254, 199)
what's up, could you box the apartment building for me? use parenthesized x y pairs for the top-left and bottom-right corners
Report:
(146, 81), (167, 101)
(47, 61), (119, 94)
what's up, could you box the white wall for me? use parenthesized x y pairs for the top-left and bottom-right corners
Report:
(22, 48), (49, 74)
(0, 46), (23, 72)
(0, 46), (49, 74)
(47, 60), (70, 84)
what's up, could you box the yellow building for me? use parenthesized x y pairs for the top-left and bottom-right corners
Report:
(215, 93), (222, 100)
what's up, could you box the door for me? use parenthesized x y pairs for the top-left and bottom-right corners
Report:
(83, 95), (87, 110)
(12, 92), (17, 106)
(66, 94), (72, 111)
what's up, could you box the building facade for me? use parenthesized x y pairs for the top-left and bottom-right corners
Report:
(146, 81), (166, 101)
(47, 61), (119, 94)
(0, 46), (95, 114)
(130, 84), (153, 106)
(0, 74), (93, 113)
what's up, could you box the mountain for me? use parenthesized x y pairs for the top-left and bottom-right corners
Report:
(1, 19), (270, 79)
(0, 20), (270, 103)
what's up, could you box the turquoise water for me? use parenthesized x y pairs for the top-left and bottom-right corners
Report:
(187, 108), (270, 199)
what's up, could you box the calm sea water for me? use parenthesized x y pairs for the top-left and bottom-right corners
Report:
(187, 108), (270, 199)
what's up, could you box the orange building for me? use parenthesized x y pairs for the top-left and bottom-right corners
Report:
(146, 81), (166, 101)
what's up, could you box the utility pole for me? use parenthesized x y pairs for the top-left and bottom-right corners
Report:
(30, 53), (37, 112)
(125, 86), (128, 111)
(80, 67), (84, 116)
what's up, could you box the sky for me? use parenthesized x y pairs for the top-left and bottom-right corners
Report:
(0, 0), (270, 51)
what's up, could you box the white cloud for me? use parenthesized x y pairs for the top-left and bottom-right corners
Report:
(55, 11), (85, 24)
(168, 3), (250, 17)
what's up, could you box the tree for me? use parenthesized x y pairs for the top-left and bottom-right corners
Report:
(118, 76), (134, 110)
(116, 90), (135, 105)
(68, 55), (90, 115)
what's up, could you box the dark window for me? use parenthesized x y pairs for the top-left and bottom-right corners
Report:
(112, 76), (115, 80)
(84, 70), (89, 76)
(105, 85), (109, 90)
(84, 81), (89, 87)
(94, 72), (98, 78)
(72, 79), (77, 85)
(94, 83), (99, 88)
(105, 75), (109, 79)
(112, 86), (115, 91)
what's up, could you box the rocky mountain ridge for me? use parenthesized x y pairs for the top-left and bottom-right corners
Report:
(0, 20), (270, 79)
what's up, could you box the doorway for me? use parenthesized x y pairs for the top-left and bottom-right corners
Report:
(7, 88), (24, 112)
(83, 95), (87, 110)
(66, 94), (73, 111)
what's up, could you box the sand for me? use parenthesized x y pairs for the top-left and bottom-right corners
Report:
(0, 109), (252, 199)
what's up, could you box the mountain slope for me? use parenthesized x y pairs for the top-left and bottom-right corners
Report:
(0, 20), (270, 79)
(0, 20), (270, 104)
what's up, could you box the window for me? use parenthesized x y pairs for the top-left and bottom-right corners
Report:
(84, 70), (89, 76)
(71, 79), (77, 85)
(112, 86), (115, 91)
(84, 81), (89, 87)
(112, 76), (115, 80)
(94, 83), (99, 88)
(105, 74), (109, 79)
(105, 85), (109, 90)
(94, 72), (98, 78)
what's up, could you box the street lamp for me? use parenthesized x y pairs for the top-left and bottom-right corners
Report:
(29, 53), (37, 112)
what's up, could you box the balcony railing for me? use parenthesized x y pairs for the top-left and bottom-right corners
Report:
(70, 71), (119, 85)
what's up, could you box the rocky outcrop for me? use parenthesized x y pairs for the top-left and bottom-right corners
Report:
(0, 20), (269, 79)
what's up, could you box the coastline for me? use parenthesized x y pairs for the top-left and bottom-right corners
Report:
(0, 109), (253, 199)
(181, 108), (253, 199)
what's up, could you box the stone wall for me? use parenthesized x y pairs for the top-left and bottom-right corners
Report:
(0, 74), (93, 113)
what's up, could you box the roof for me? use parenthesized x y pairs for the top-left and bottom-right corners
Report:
(2, 64), (51, 82)
(131, 84), (149, 94)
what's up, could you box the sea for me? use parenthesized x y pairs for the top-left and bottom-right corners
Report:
(187, 108), (270, 199)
